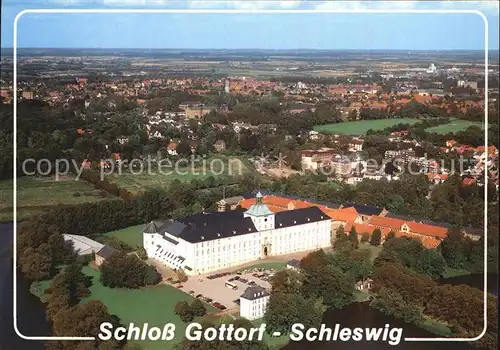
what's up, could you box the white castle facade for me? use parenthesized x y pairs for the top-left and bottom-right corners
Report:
(143, 192), (331, 275)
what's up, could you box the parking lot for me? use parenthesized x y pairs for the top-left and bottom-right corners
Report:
(177, 268), (275, 311)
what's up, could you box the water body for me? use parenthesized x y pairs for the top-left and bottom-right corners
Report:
(0, 222), (50, 350)
(0, 222), (496, 349)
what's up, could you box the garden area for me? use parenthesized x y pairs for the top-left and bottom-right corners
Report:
(0, 176), (112, 222)
(32, 266), (222, 349)
(313, 118), (419, 135)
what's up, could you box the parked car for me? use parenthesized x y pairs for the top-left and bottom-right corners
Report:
(233, 276), (240, 280)
(176, 285), (183, 288)
(196, 294), (203, 298)
(189, 290), (195, 294)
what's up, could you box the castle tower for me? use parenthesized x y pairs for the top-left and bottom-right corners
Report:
(142, 221), (158, 256)
(243, 192), (275, 231)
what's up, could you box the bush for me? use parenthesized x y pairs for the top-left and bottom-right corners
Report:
(136, 247), (148, 260)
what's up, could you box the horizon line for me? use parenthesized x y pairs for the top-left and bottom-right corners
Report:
(3, 47), (499, 52)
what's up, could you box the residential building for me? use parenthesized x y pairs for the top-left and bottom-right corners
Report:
(301, 148), (335, 170)
(239, 286), (270, 320)
(185, 106), (216, 119)
(216, 196), (245, 212)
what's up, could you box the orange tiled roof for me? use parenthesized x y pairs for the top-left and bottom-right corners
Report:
(329, 207), (358, 223)
(238, 198), (286, 213)
(406, 222), (448, 239)
(426, 173), (449, 181)
(395, 232), (441, 249)
(263, 195), (292, 208)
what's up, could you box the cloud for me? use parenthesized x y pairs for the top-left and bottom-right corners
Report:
(188, 1), (301, 9)
(315, 1), (499, 15)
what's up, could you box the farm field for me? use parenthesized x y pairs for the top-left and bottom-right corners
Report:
(424, 120), (485, 134)
(0, 176), (111, 222)
(313, 118), (419, 135)
(106, 156), (254, 194)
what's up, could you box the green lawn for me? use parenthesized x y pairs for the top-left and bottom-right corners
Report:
(107, 156), (254, 194)
(32, 266), (285, 349)
(313, 118), (420, 136)
(103, 224), (146, 248)
(442, 266), (471, 278)
(425, 120), (485, 134)
(234, 262), (287, 273)
(421, 317), (453, 337)
(0, 176), (112, 222)
(359, 243), (382, 261)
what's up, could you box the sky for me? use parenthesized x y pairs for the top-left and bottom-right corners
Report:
(1, 1), (499, 50)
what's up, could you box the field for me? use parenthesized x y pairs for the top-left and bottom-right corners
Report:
(107, 156), (254, 194)
(313, 118), (420, 136)
(0, 176), (112, 222)
(424, 120), (485, 134)
(103, 224), (145, 248)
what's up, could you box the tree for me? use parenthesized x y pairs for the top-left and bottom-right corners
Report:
(440, 227), (467, 269)
(416, 249), (447, 279)
(51, 300), (122, 350)
(190, 299), (206, 317)
(100, 252), (160, 289)
(174, 301), (190, 316)
(301, 264), (355, 309)
(270, 269), (303, 295)
(370, 228), (382, 246)
(300, 249), (329, 272)
(176, 141), (192, 157)
(386, 230), (396, 241)
(19, 247), (52, 281)
(349, 227), (359, 249)
(265, 293), (325, 334)
(361, 232), (370, 243)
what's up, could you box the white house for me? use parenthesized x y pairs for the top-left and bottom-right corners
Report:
(143, 192), (332, 275)
(239, 286), (270, 320)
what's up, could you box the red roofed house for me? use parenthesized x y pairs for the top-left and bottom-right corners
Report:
(426, 173), (449, 184)
(167, 142), (177, 156)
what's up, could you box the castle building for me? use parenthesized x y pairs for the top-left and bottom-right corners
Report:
(143, 192), (331, 275)
(239, 285), (270, 320)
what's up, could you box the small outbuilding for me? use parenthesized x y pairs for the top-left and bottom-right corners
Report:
(95, 245), (117, 267)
